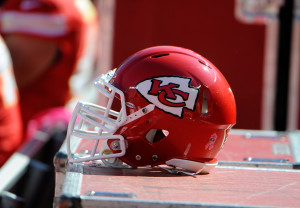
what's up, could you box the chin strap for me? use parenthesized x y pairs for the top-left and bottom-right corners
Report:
(162, 158), (217, 175)
(158, 165), (203, 176)
(93, 140), (217, 175)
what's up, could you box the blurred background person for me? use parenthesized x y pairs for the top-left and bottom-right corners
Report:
(0, 0), (99, 140)
(0, 35), (23, 167)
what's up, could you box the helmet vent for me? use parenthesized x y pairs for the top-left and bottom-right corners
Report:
(198, 60), (212, 69)
(151, 53), (170, 58)
(146, 129), (169, 144)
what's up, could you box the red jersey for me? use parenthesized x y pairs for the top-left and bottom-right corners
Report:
(0, 0), (99, 129)
(0, 36), (23, 166)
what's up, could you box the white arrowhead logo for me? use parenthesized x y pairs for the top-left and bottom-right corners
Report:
(136, 76), (199, 118)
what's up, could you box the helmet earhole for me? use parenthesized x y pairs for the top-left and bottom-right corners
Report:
(146, 129), (169, 144)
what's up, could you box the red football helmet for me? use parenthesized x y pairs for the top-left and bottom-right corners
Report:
(66, 46), (236, 174)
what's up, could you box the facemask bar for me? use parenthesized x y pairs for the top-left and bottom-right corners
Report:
(66, 71), (127, 163)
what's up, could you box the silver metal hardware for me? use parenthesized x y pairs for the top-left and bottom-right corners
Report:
(142, 108), (148, 114)
(152, 155), (158, 161)
(110, 141), (120, 150)
(85, 190), (136, 198)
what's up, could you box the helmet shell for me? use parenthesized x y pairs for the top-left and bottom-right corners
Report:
(108, 46), (236, 167)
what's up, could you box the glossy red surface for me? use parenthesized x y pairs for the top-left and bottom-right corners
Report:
(108, 46), (236, 167)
